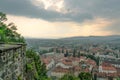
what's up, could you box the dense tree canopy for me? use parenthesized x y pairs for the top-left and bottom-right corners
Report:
(78, 72), (92, 80)
(26, 49), (51, 80)
(60, 72), (92, 80)
(59, 74), (79, 80)
(0, 12), (25, 43)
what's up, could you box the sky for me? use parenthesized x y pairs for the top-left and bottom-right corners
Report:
(0, 0), (120, 38)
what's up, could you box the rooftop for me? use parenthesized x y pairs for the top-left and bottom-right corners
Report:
(52, 66), (70, 73)
(101, 62), (117, 71)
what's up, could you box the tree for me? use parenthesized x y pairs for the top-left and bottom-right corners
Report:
(62, 49), (64, 53)
(26, 49), (49, 80)
(0, 12), (7, 22)
(108, 77), (113, 80)
(49, 48), (54, 52)
(0, 12), (25, 43)
(73, 49), (76, 57)
(64, 50), (69, 57)
(78, 51), (80, 58)
(93, 74), (97, 80)
(78, 72), (92, 80)
(86, 54), (99, 66)
(117, 77), (120, 80)
(59, 74), (79, 80)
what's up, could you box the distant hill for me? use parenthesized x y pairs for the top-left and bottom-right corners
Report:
(25, 35), (120, 51)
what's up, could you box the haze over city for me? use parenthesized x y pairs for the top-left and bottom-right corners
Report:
(0, 0), (120, 38)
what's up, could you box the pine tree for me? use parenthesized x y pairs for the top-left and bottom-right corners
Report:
(73, 49), (76, 57)
(64, 50), (69, 57)
(78, 51), (80, 58)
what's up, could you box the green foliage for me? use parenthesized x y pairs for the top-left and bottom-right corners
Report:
(59, 74), (79, 80)
(117, 77), (120, 80)
(0, 12), (7, 22)
(62, 49), (64, 53)
(26, 49), (49, 80)
(59, 72), (92, 80)
(39, 50), (49, 55)
(86, 54), (99, 66)
(73, 49), (76, 57)
(26, 49), (36, 58)
(78, 72), (92, 80)
(26, 63), (33, 71)
(0, 12), (25, 43)
(78, 51), (80, 58)
(64, 50), (69, 57)
(17, 75), (22, 80)
(49, 48), (54, 52)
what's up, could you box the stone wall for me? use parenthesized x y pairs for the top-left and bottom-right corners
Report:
(0, 44), (26, 80)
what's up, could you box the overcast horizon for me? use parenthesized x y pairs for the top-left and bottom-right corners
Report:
(0, 0), (120, 38)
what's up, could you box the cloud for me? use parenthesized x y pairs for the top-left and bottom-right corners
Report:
(0, 0), (120, 23)
(7, 15), (114, 38)
(0, 0), (93, 22)
(32, 0), (65, 13)
(0, 0), (63, 21)
(102, 19), (120, 35)
(63, 17), (114, 37)
(0, 0), (120, 38)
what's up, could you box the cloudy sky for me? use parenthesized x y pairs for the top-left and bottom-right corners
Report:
(0, 0), (120, 38)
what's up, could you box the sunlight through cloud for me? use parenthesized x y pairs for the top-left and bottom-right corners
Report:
(31, 0), (65, 13)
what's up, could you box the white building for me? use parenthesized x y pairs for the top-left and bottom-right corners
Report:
(46, 59), (55, 70)
(56, 62), (72, 68)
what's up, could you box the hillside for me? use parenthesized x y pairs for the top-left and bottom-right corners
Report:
(26, 35), (120, 51)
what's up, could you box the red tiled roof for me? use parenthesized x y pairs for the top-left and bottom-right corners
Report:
(102, 66), (116, 71)
(86, 59), (96, 66)
(41, 57), (52, 65)
(53, 66), (70, 73)
(97, 72), (118, 77)
(62, 59), (72, 66)
(101, 62), (117, 71)
(73, 66), (81, 71)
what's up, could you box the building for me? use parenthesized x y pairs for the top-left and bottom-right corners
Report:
(41, 57), (55, 70)
(51, 56), (91, 78)
(51, 66), (70, 78)
(104, 60), (120, 68)
(0, 43), (26, 80)
(99, 62), (117, 73)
